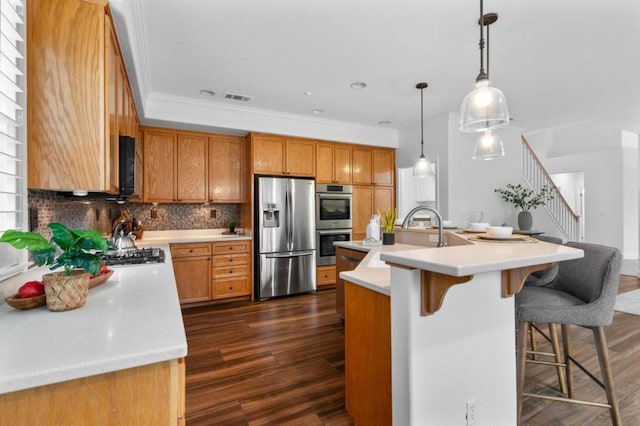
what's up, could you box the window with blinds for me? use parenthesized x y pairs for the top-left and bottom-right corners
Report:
(0, 0), (27, 281)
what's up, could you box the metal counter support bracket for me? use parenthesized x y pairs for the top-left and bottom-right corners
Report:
(501, 263), (554, 298)
(420, 271), (473, 316)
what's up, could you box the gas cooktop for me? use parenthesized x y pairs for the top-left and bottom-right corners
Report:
(100, 247), (165, 266)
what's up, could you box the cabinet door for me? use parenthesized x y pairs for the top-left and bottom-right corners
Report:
(373, 148), (395, 186)
(105, 20), (119, 194)
(315, 143), (335, 183)
(285, 138), (316, 176)
(352, 185), (373, 241)
(334, 144), (352, 184)
(209, 135), (245, 203)
(374, 186), (394, 219)
(172, 256), (211, 304)
(352, 147), (372, 185)
(176, 134), (208, 203)
(253, 134), (285, 175)
(144, 130), (176, 202)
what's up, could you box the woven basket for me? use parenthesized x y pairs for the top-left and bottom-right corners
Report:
(43, 270), (90, 312)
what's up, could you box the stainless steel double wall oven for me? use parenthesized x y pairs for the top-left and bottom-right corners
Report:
(315, 184), (352, 266)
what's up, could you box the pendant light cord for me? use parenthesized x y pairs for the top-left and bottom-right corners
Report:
(478, 0), (485, 78)
(420, 87), (425, 157)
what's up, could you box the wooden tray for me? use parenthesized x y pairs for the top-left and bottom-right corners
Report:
(4, 293), (46, 310)
(89, 269), (114, 289)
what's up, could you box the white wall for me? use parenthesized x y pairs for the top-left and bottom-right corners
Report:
(526, 125), (632, 251)
(622, 130), (639, 258)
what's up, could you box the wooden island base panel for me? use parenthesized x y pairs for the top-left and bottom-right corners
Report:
(0, 360), (185, 426)
(337, 236), (583, 425)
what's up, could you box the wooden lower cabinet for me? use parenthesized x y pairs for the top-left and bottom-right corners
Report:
(171, 243), (212, 304)
(172, 241), (252, 304)
(335, 246), (367, 316)
(0, 358), (185, 426)
(345, 281), (391, 425)
(212, 240), (251, 300)
(316, 265), (336, 288)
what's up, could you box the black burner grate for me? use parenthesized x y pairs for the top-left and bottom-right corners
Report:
(100, 247), (165, 266)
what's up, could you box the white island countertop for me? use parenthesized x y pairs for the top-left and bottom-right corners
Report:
(337, 231), (583, 296)
(0, 243), (187, 395)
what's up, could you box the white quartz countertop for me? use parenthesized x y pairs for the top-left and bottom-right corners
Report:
(336, 234), (583, 296)
(0, 243), (187, 395)
(137, 229), (251, 244)
(335, 241), (423, 296)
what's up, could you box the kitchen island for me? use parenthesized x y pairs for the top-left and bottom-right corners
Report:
(0, 243), (187, 425)
(337, 231), (583, 425)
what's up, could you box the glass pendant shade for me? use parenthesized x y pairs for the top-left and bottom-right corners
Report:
(472, 130), (504, 160)
(459, 78), (509, 133)
(413, 155), (429, 177)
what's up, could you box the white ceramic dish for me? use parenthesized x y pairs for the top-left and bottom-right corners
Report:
(469, 222), (490, 232)
(486, 226), (513, 237)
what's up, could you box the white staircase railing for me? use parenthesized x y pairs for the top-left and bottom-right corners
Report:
(521, 135), (583, 241)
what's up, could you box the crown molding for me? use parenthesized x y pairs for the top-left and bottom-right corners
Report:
(144, 93), (399, 147)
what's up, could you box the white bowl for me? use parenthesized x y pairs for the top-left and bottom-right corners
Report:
(486, 226), (513, 237)
(469, 222), (490, 232)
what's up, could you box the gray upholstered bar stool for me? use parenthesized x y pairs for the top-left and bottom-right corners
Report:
(515, 242), (622, 425)
(523, 235), (566, 391)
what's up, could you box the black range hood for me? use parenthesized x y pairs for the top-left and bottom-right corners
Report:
(57, 135), (136, 201)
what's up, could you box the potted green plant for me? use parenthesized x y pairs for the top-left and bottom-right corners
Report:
(226, 219), (237, 234)
(0, 223), (111, 311)
(379, 208), (397, 245)
(494, 184), (554, 231)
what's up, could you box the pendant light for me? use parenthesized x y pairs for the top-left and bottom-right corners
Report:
(413, 82), (431, 177)
(471, 14), (505, 160)
(459, 1), (509, 133)
(472, 130), (504, 160)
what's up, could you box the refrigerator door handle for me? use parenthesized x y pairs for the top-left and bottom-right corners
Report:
(286, 181), (293, 251)
(265, 251), (315, 258)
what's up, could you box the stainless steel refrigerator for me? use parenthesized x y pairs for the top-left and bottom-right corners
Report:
(255, 177), (316, 300)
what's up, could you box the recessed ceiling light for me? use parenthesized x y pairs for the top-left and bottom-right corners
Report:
(304, 91), (312, 96)
(350, 81), (367, 89)
(379, 120), (392, 125)
(199, 89), (216, 96)
(312, 109), (324, 114)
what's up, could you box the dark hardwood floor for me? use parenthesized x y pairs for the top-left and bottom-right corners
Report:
(182, 275), (640, 426)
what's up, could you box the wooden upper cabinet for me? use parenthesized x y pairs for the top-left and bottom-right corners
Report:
(285, 137), (316, 176)
(252, 134), (285, 175)
(27, 0), (137, 194)
(316, 142), (352, 184)
(209, 135), (245, 203)
(352, 185), (374, 241)
(143, 130), (176, 202)
(352, 147), (373, 185)
(373, 148), (395, 186)
(176, 134), (208, 203)
(251, 133), (315, 176)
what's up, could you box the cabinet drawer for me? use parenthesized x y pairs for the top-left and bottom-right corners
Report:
(170, 243), (211, 257)
(213, 241), (249, 254)
(213, 277), (250, 299)
(317, 266), (336, 286)
(213, 264), (249, 279)
(213, 253), (249, 266)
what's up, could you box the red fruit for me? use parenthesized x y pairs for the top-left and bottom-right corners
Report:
(100, 264), (109, 275)
(18, 281), (45, 298)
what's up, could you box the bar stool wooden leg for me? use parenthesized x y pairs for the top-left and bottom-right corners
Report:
(561, 324), (574, 398)
(516, 320), (529, 426)
(548, 323), (567, 394)
(593, 326), (621, 426)
(529, 323), (538, 360)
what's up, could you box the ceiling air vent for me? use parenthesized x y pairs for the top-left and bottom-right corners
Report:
(224, 92), (253, 102)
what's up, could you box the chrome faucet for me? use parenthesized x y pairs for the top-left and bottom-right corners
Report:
(401, 206), (446, 247)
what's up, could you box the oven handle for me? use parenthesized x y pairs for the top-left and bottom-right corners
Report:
(317, 193), (352, 200)
(317, 229), (353, 236)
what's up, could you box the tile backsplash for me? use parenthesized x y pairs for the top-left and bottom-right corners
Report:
(28, 190), (241, 237)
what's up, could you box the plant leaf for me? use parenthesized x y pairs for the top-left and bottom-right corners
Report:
(0, 229), (53, 251)
(48, 222), (76, 252)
